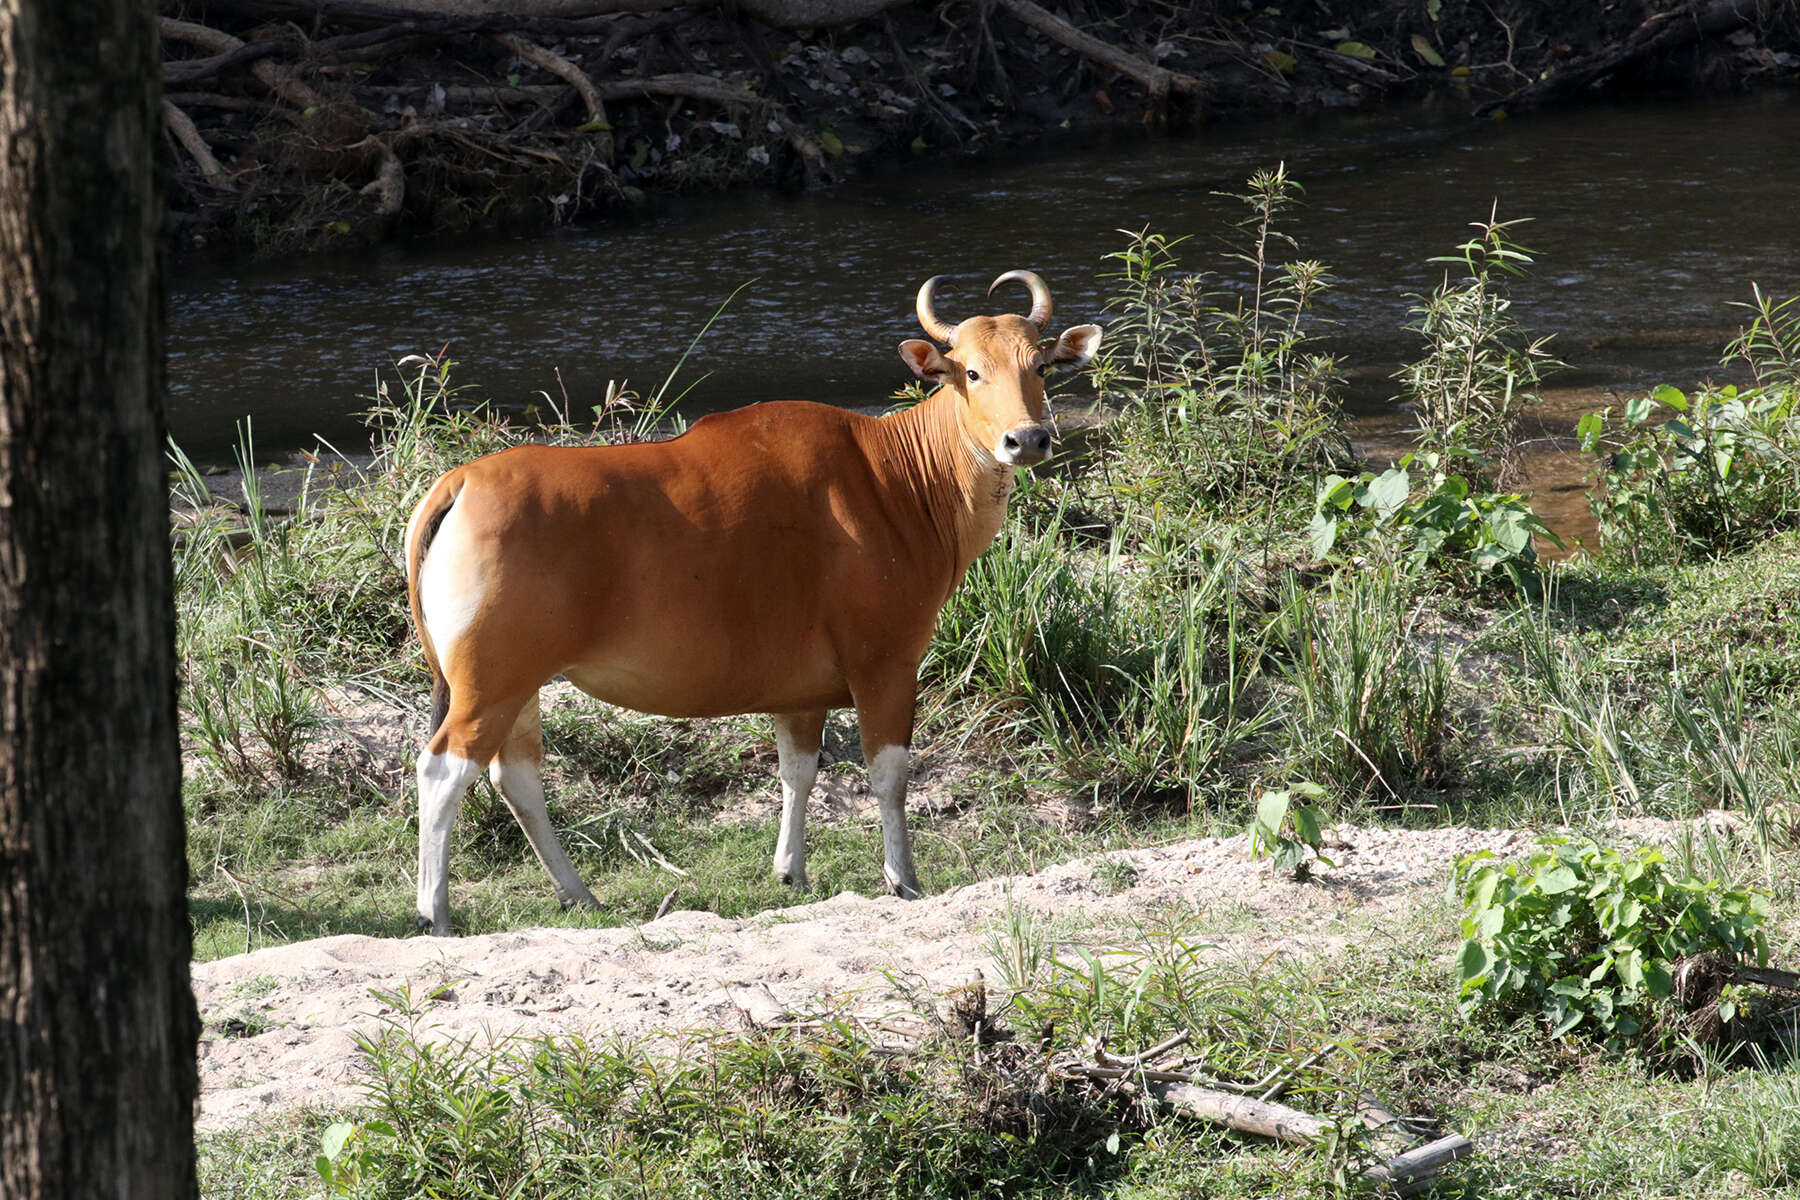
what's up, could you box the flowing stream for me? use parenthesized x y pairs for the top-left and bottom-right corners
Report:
(168, 89), (1800, 547)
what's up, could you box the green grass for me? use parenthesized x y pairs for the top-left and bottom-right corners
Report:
(204, 889), (1800, 1199)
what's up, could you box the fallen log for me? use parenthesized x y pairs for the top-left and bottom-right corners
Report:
(1479, 0), (1761, 114)
(1152, 1081), (1328, 1142)
(160, 16), (324, 109)
(991, 0), (1205, 107)
(1362, 1134), (1477, 1195)
(1147, 1080), (1474, 1192)
(163, 100), (231, 184)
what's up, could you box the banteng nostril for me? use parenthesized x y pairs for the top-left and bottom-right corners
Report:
(1003, 432), (1021, 450)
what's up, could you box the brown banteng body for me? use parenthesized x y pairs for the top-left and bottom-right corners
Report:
(404, 271), (1101, 933)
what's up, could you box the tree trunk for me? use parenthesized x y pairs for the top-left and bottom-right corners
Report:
(0, 2), (199, 1198)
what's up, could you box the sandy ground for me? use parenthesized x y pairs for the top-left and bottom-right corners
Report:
(191, 822), (1541, 1133)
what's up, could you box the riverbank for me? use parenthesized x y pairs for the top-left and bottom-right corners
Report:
(163, 0), (1800, 257)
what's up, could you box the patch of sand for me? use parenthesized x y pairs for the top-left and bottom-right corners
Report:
(192, 823), (1536, 1132)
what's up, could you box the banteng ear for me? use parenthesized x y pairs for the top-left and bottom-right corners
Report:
(1047, 324), (1103, 368)
(898, 339), (953, 380)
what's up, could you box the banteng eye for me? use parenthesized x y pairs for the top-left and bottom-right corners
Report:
(1036, 364), (1050, 377)
(966, 368), (981, 383)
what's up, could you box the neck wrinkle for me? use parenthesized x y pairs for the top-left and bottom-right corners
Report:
(870, 389), (1013, 583)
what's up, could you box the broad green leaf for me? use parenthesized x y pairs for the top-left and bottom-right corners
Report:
(1534, 862), (1580, 894)
(1257, 788), (1293, 834)
(1335, 41), (1378, 58)
(1410, 34), (1445, 66)
(1308, 512), (1339, 560)
(1293, 805), (1322, 846)
(1624, 395), (1653, 425)
(1456, 938), (1492, 982)
(1577, 410), (1605, 451)
(1362, 467), (1411, 516)
(321, 1124), (355, 1161)
(1653, 383), (1688, 411)
(1259, 48), (1299, 75)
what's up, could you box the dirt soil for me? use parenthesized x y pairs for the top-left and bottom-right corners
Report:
(192, 820), (1538, 1131)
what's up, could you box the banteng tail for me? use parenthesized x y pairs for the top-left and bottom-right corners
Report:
(404, 472), (463, 740)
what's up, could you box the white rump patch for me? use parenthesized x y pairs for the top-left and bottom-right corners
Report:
(418, 502), (483, 663)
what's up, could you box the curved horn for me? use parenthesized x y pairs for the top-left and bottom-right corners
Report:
(988, 269), (1053, 332)
(915, 275), (957, 345)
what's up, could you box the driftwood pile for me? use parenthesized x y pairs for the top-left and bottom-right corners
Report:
(157, 0), (1797, 253)
(156, 0), (1205, 252)
(734, 977), (1478, 1195)
(1056, 1030), (1474, 1195)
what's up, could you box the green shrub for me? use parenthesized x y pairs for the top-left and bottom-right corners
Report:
(1396, 211), (1559, 482)
(1093, 166), (1349, 519)
(1583, 381), (1800, 565)
(1453, 837), (1771, 1044)
(1308, 449), (1558, 588)
(1582, 289), (1800, 566)
(1246, 780), (1333, 880)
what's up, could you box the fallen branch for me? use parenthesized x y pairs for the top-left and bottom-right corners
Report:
(184, 0), (917, 30)
(1478, 0), (1761, 114)
(1152, 1081), (1328, 1142)
(592, 72), (765, 106)
(1148, 1081), (1475, 1193)
(359, 82), (566, 106)
(991, 0), (1205, 106)
(354, 137), (406, 215)
(1362, 1134), (1478, 1195)
(162, 38), (292, 86)
(163, 100), (231, 185)
(1737, 963), (1800, 991)
(160, 17), (325, 110)
(492, 31), (608, 125)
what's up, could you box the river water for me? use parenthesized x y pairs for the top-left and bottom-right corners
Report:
(168, 90), (1800, 543)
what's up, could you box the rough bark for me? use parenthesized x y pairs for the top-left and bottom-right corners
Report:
(0, 1), (199, 1197)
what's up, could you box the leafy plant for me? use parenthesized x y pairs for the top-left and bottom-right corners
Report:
(1396, 209), (1560, 482)
(1582, 381), (1800, 565)
(1094, 166), (1349, 518)
(1581, 288), (1800, 565)
(1246, 781), (1333, 880)
(1453, 837), (1771, 1044)
(1310, 448), (1559, 587)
